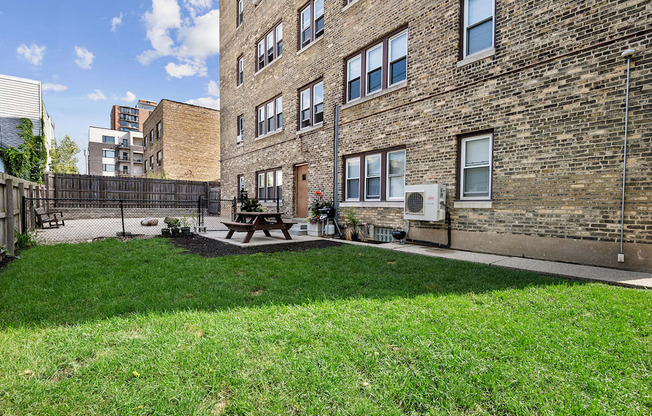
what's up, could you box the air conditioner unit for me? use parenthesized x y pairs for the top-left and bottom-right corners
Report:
(404, 184), (447, 222)
(236, 134), (243, 143)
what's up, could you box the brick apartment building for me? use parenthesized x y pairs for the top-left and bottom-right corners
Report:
(143, 99), (221, 182)
(110, 99), (157, 133)
(219, 0), (651, 271)
(87, 127), (145, 176)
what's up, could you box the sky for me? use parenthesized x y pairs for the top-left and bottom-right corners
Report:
(0, 0), (221, 172)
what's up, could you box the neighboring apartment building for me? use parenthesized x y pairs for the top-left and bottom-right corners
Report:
(109, 99), (158, 133)
(219, 0), (651, 271)
(87, 127), (145, 176)
(0, 73), (55, 171)
(142, 99), (220, 182)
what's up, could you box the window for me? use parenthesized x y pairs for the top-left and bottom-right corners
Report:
(299, 0), (324, 50)
(237, 56), (244, 85)
(144, 160), (148, 172)
(149, 155), (154, 168)
(156, 122), (162, 139)
(256, 96), (282, 137)
(237, 115), (244, 143)
(299, 80), (323, 130)
(460, 134), (492, 199)
(344, 148), (406, 201)
(238, 175), (245, 192)
(346, 28), (408, 102)
(156, 151), (162, 166)
(122, 166), (129, 174)
(256, 169), (282, 201)
(149, 130), (153, 144)
(102, 135), (115, 144)
(344, 0), (358, 5)
(257, 22), (283, 71)
(102, 149), (115, 158)
(463, 0), (494, 57)
(102, 164), (115, 172)
(345, 158), (360, 201)
(237, 0), (243, 27)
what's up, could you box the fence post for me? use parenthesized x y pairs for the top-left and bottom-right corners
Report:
(18, 182), (25, 233)
(21, 196), (27, 234)
(5, 178), (15, 255)
(197, 195), (202, 227)
(120, 200), (126, 237)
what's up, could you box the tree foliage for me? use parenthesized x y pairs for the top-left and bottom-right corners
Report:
(49, 135), (80, 174)
(0, 118), (47, 183)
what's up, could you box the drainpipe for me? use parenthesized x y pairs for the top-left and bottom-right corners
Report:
(618, 48), (635, 263)
(332, 105), (342, 237)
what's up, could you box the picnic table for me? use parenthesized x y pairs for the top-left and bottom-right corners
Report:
(222, 212), (294, 243)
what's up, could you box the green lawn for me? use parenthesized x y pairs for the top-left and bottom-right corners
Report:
(0, 238), (650, 415)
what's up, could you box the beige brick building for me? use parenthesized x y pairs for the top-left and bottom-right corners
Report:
(220, 0), (651, 271)
(143, 100), (220, 182)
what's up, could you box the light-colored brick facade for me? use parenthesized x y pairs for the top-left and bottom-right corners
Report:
(143, 100), (220, 182)
(220, 0), (651, 271)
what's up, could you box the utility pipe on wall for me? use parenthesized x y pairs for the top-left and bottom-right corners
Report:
(618, 48), (635, 263)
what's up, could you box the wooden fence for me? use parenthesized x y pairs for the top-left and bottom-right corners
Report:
(0, 172), (46, 258)
(50, 173), (218, 205)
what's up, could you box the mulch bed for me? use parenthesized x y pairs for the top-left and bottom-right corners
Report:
(168, 234), (343, 258)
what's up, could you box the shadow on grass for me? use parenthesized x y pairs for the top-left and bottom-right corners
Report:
(0, 237), (580, 328)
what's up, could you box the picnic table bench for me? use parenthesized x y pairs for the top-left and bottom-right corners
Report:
(222, 212), (294, 243)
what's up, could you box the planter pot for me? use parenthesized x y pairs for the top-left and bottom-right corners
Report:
(171, 227), (181, 237)
(307, 222), (323, 237)
(351, 232), (360, 242)
(161, 228), (170, 237)
(180, 227), (191, 236)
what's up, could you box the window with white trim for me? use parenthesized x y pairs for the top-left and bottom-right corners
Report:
(102, 149), (115, 158)
(257, 22), (282, 71)
(256, 96), (282, 137)
(156, 150), (162, 166)
(237, 0), (243, 27)
(299, 0), (324, 50)
(346, 28), (408, 103)
(299, 80), (323, 130)
(256, 168), (282, 201)
(144, 159), (148, 172)
(102, 135), (115, 144)
(344, 148), (405, 201)
(102, 164), (115, 172)
(460, 133), (492, 199)
(156, 122), (162, 139)
(237, 115), (244, 143)
(463, 0), (494, 57)
(149, 155), (153, 168)
(149, 130), (153, 144)
(237, 56), (244, 85)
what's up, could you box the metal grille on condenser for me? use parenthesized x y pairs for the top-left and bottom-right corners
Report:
(406, 192), (424, 213)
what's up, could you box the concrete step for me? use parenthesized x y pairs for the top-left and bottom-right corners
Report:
(289, 222), (308, 236)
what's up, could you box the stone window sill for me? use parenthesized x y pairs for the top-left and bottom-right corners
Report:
(297, 35), (323, 56)
(342, 0), (361, 13)
(339, 201), (403, 208)
(457, 48), (495, 68)
(341, 81), (407, 110)
(254, 55), (282, 77)
(453, 200), (493, 209)
(296, 123), (324, 136)
(260, 201), (282, 207)
(255, 129), (283, 141)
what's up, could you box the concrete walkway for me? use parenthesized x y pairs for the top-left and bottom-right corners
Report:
(336, 240), (651, 289)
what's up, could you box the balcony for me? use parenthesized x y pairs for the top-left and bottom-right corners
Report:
(133, 157), (144, 163)
(116, 155), (130, 163)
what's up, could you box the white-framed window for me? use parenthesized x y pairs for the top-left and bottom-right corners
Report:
(388, 31), (408, 86)
(347, 56), (361, 102)
(149, 155), (154, 168)
(237, 0), (243, 26)
(102, 135), (115, 144)
(156, 150), (162, 166)
(102, 149), (115, 158)
(238, 175), (245, 192)
(346, 29), (408, 103)
(149, 130), (153, 144)
(463, 0), (495, 57)
(366, 44), (383, 95)
(144, 160), (148, 172)
(237, 115), (244, 143)
(257, 22), (283, 71)
(102, 164), (115, 172)
(256, 96), (282, 137)
(299, 0), (324, 50)
(237, 56), (244, 85)
(364, 154), (381, 200)
(299, 80), (323, 130)
(156, 122), (162, 139)
(460, 133), (492, 200)
(345, 157), (360, 201)
(386, 150), (405, 200)
(257, 169), (282, 201)
(276, 170), (283, 200)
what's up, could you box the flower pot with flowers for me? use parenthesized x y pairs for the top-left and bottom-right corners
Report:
(306, 191), (332, 236)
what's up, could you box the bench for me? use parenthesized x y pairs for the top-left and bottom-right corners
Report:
(35, 207), (65, 229)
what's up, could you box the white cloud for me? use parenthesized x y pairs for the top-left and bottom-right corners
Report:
(120, 91), (137, 103)
(43, 83), (67, 92)
(138, 0), (219, 79)
(74, 46), (95, 69)
(186, 97), (220, 109)
(17, 44), (46, 65)
(111, 13), (123, 32)
(207, 80), (219, 97)
(87, 89), (106, 101)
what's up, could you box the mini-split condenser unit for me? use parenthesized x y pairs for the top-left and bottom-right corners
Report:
(404, 184), (447, 222)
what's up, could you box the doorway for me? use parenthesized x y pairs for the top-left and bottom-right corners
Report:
(295, 165), (308, 217)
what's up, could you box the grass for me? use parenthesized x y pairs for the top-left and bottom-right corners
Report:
(0, 238), (650, 415)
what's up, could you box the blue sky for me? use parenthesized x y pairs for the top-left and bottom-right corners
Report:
(0, 0), (220, 172)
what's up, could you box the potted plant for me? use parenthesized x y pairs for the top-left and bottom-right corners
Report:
(241, 197), (263, 223)
(179, 215), (193, 236)
(344, 208), (364, 241)
(306, 191), (332, 237)
(164, 217), (180, 237)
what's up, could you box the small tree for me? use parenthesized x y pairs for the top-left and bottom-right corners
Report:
(49, 135), (80, 173)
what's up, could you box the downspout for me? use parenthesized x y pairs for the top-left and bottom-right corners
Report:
(618, 49), (635, 263)
(333, 105), (342, 237)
